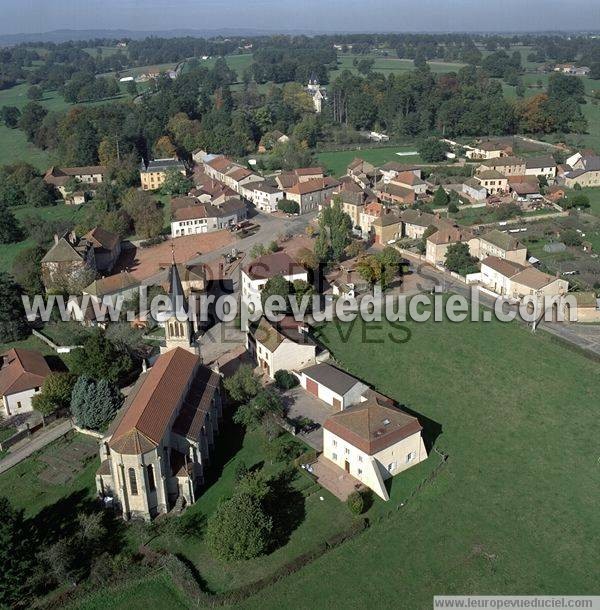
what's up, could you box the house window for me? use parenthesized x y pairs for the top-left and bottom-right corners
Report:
(357, 468), (362, 475)
(406, 452), (416, 463)
(332, 439), (337, 447)
(332, 452), (337, 461)
(128, 468), (138, 495)
(358, 455), (363, 463)
(345, 447), (350, 455)
(147, 465), (156, 492)
(387, 462), (396, 472)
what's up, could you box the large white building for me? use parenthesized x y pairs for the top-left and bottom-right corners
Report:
(240, 252), (308, 325)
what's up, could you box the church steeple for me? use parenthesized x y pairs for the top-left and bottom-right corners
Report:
(160, 243), (200, 356)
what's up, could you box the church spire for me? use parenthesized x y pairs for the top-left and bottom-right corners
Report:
(168, 242), (187, 316)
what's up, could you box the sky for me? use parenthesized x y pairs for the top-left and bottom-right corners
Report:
(3, 0), (600, 36)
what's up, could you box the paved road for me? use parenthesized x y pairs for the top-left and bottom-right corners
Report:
(0, 420), (73, 475)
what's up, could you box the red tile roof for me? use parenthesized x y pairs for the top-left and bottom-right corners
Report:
(0, 349), (51, 397)
(243, 251), (306, 280)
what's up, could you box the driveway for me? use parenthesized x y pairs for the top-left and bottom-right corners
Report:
(283, 386), (334, 451)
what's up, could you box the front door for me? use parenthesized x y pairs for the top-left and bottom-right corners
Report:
(332, 397), (342, 411)
(344, 460), (350, 473)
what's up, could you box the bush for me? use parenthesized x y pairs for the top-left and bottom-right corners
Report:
(346, 491), (365, 515)
(274, 370), (299, 390)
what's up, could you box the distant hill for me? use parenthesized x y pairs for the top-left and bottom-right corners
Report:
(0, 28), (315, 46)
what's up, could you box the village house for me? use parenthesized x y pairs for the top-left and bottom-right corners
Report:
(0, 348), (51, 418)
(462, 177), (488, 201)
(473, 169), (509, 195)
(250, 181), (284, 212)
(398, 209), (441, 239)
(276, 167), (326, 190)
(379, 162), (421, 184)
(372, 210), (402, 245)
(465, 139), (513, 160)
(322, 392), (427, 501)
(170, 197), (247, 238)
(284, 176), (339, 214)
(359, 201), (384, 235)
(524, 156), (557, 180)
(240, 252), (308, 324)
(246, 316), (317, 379)
(553, 64), (591, 76)
(479, 156), (526, 177)
(41, 231), (97, 291)
(140, 158), (187, 191)
(375, 181), (416, 206)
(43, 165), (108, 199)
(257, 130), (289, 153)
(346, 158), (377, 188)
(480, 256), (569, 302)
(391, 171), (428, 195)
(83, 271), (141, 304)
(509, 177), (543, 203)
(560, 153), (600, 188)
(425, 223), (474, 266)
(83, 226), (122, 273)
(471, 229), (528, 264)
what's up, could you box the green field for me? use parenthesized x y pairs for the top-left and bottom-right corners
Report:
(317, 146), (422, 177)
(0, 203), (84, 274)
(330, 53), (466, 81)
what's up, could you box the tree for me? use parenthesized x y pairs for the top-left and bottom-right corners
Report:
(223, 364), (261, 404)
(12, 245), (45, 295)
(274, 369), (299, 390)
(0, 206), (24, 243)
(205, 491), (273, 561)
(250, 243), (267, 259)
(27, 85), (43, 101)
(24, 177), (54, 208)
(70, 377), (123, 430)
(1, 105), (21, 128)
(347, 491), (365, 515)
(277, 200), (300, 215)
(260, 274), (291, 311)
(560, 228), (583, 247)
(233, 389), (284, 430)
(314, 231), (330, 263)
(448, 200), (459, 214)
(0, 272), (29, 342)
(18, 102), (47, 141)
(69, 331), (132, 382)
(432, 186), (449, 207)
(319, 198), (352, 262)
(32, 372), (77, 416)
(0, 497), (36, 605)
(418, 138), (449, 163)
(161, 168), (192, 196)
(444, 242), (479, 275)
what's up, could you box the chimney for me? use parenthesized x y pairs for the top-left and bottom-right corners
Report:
(141, 359), (148, 373)
(53, 233), (59, 245)
(69, 231), (77, 244)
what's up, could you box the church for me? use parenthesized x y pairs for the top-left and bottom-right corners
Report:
(95, 260), (222, 521)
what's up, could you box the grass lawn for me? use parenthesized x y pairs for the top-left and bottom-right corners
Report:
(0, 203), (84, 274)
(317, 146), (422, 177)
(448, 206), (554, 227)
(0, 432), (98, 518)
(0, 333), (59, 357)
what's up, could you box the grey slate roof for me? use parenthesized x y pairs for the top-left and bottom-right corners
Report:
(302, 363), (361, 395)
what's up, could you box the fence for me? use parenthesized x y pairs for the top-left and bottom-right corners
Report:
(0, 410), (63, 451)
(32, 329), (83, 354)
